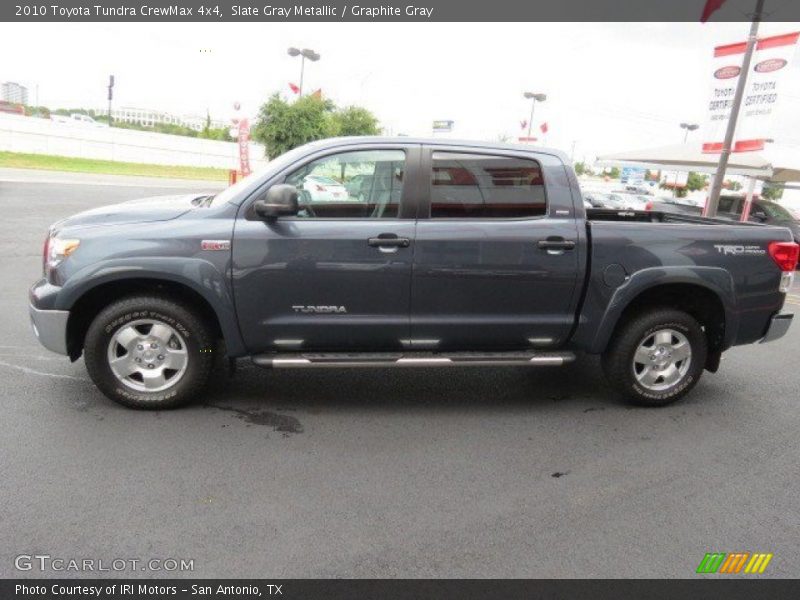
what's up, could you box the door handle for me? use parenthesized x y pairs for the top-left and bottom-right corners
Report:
(537, 238), (576, 254)
(368, 236), (411, 248)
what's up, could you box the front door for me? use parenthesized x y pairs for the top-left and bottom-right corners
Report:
(410, 148), (581, 350)
(232, 146), (419, 353)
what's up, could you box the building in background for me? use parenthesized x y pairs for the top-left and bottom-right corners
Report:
(97, 106), (227, 131)
(1, 81), (28, 105)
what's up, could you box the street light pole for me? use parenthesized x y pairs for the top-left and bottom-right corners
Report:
(705, 0), (765, 218)
(681, 122), (699, 143)
(524, 92), (546, 140)
(673, 123), (700, 196)
(288, 47), (321, 96)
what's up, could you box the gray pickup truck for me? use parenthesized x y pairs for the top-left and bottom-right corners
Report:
(29, 137), (798, 409)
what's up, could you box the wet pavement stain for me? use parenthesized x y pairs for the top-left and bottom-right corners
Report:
(207, 403), (304, 434)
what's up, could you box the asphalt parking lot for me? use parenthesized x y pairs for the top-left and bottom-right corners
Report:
(1, 169), (799, 579)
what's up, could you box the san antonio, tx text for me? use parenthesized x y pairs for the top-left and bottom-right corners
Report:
(16, 584), (277, 597)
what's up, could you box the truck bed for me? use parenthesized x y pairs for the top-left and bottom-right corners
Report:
(585, 208), (763, 227)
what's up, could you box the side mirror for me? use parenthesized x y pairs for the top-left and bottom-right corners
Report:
(253, 184), (299, 219)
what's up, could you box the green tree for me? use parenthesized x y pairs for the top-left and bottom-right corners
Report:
(574, 161), (593, 176)
(251, 94), (380, 158)
(762, 183), (784, 201)
(330, 105), (380, 137)
(600, 166), (620, 179)
(686, 171), (707, 192)
(252, 94), (334, 158)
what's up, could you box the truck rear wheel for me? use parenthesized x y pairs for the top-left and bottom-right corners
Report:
(602, 308), (707, 407)
(84, 296), (215, 409)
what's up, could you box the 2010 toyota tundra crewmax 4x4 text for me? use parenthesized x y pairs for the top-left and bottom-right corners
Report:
(29, 137), (798, 409)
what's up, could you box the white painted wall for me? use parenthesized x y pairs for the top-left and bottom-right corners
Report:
(0, 113), (268, 170)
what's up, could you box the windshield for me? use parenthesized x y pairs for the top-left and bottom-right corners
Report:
(207, 145), (313, 208)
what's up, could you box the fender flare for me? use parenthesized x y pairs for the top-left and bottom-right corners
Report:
(55, 257), (247, 357)
(585, 266), (738, 354)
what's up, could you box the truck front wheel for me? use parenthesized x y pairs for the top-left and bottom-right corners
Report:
(84, 296), (215, 409)
(602, 308), (707, 407)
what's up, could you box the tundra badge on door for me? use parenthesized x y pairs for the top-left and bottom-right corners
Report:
(292, 305), (348, 314)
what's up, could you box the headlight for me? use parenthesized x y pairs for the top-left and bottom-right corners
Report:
(44, 235), (80, 273)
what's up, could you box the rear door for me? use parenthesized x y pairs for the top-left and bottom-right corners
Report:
(409, 147), (581, 351)
(232, 144), (421, 353)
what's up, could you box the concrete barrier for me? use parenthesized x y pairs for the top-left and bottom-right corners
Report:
(0, 113), (268, 170)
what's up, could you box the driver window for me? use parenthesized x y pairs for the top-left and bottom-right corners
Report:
(283, 149), (406, 219)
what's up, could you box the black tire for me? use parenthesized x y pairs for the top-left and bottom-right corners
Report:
(84, 296), (215, 409)
(601, 308), (707, 407)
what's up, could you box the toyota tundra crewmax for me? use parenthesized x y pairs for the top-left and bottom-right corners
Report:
(29, 137), (798, 409)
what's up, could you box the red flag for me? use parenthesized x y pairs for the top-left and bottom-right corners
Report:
(540, 122), (548, 134)
(701, 0), (728, 23)
(520, 120), (528, 131)
(288, 82), (300, 94)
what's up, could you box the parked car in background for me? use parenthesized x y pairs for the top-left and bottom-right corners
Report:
(625, 185), (654, 195)
(583, 191), (624, 209)
(51, 113), (109, 128)
(609, 191), (648, 210)
(300, 175), (350, 202)
(646, 195), (800, 247)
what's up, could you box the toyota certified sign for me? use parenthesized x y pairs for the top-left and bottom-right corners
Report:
(703, 31), (799, 154)
(754, 58), (787, 73)
(714, 65), (740, 79)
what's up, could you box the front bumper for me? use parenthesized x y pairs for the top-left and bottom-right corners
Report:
(760, 312), (793, 344)
(29, 304), (69, 355)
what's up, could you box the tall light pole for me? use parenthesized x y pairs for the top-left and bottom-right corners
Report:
(523, 92), (546, 139)
(288, 47), (320, 96)
(107, 75), (115, 127)
(680, 122), (699, 143)
(672, 123), (700, 196)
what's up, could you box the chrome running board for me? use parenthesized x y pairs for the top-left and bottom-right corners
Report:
(252, 351), (575, 369)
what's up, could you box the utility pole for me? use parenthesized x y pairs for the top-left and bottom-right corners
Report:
(107, 75), (115, 126)
(705, 0), (765, 217)
(523, 92), (546, 140)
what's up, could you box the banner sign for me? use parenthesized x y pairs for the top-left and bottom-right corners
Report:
(702, 31), (799, 153)
(621, 166), (646, 184)
(237, 117), (251, 176)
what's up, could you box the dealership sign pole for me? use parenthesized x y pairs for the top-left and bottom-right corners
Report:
(704, 0), (764, 218)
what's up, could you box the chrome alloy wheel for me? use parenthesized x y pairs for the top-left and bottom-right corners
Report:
(632, 328), (692, 392)
(106, 319), (188, 392)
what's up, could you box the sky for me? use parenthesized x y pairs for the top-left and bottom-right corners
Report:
(1, 21), (799, 163)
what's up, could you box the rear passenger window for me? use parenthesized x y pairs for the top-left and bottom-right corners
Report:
(430, 152), (546, 218)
